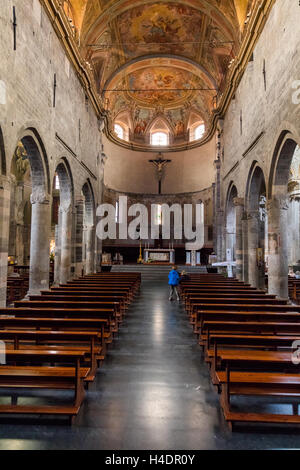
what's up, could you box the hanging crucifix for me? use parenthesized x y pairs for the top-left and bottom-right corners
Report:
(149, 153), (172, 195)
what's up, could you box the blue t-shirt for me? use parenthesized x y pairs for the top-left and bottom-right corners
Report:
(168, 270), (180, 286)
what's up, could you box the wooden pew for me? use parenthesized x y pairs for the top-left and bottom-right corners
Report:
(0, 329), (101, 382)
(180, 274), (300, 430)
(0, 349), (88, 423)
(217, 350), (300, 429)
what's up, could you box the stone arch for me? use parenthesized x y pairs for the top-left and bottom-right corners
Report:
(268, 131), (300, 200)
(267, 131), (300, 298)
(12, 128), (51, 295)
(18, 128), (50, 200)
(55, 158), (74, 209)
(82, 179), (95, 226)
(246, 163), (267, 289)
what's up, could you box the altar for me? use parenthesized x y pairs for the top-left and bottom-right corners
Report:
(144, 249), (175, 264)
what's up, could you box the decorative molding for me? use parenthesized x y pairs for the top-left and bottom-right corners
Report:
(55, 133), (97, 181)
(223, 162), (239, 181)
(242, 131), (265, 158)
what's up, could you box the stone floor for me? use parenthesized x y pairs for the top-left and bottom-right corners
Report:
(0, 280), (300, 450)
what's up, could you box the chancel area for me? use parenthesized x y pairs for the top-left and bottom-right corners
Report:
(1, 0), (300, 451)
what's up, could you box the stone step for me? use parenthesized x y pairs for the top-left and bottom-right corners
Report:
(111, 264), (207, 281)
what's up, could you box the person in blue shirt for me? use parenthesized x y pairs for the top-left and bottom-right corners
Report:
(168, 266), (180, 301)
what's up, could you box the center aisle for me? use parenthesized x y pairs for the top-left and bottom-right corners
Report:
(79, 278), (221, 449)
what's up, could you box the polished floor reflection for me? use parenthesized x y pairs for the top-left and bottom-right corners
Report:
(0, 280), (300, 450)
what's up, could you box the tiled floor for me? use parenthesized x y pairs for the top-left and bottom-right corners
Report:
(0, 280), (300, 450)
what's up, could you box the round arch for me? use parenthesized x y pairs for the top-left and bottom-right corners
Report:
(82, 179), (95, 226)
(55, 158), (74, 209)
(18, 128), (50, 198)
(268, 131), (300, 200)
(267, 131), (300, 298)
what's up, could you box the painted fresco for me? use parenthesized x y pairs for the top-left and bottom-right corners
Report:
(64, 0), (253, 147)
(127, 67), (198, 107)
(118, 3), (203, 61)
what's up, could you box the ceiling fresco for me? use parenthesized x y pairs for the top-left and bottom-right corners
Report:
(63, 0), (254, 148)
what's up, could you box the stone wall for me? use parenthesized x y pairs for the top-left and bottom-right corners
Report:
(221, 0), (300, 205)
(103, 134), (216, 195)
(218, 0), (300, 296)
(0, 0), (104, 303)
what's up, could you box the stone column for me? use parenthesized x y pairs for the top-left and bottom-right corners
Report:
(53, 208), (62, 286)
(212, 182), (217, 253)
(74, 198), (84, 278)
(288, 196), (300, 265)
(28, 194), (51, 295)
(242, 211), (249, 283)
(233, 198), (244, 280)
(214, 159), (224, 261)
(267, 195), (289, 299)
(60, 205), (73, 285)
(0, 177), (11, 306)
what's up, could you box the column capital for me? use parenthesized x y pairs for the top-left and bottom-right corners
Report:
(246, 209), (260, 221)
(30, 192), (51, 205)
(267, 195), (289, 212)
(233, 197), (244, 207)
(59, 203), (73, 214)
(75, 197), (85, 206)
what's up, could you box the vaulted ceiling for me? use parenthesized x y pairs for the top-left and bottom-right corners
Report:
(63, 0), (254, 148)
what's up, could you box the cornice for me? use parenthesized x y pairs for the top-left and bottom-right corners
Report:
(40, 0), (275, 153)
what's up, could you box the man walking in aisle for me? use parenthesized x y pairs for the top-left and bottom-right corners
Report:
(168, 266), (180, 301)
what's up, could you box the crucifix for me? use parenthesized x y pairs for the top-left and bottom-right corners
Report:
(149, 153), (172, 195)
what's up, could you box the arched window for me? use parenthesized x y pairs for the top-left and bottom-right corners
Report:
(190, 123), (205, 142)
(114, 124), (125, 140)
(151, 132), (169, 147)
